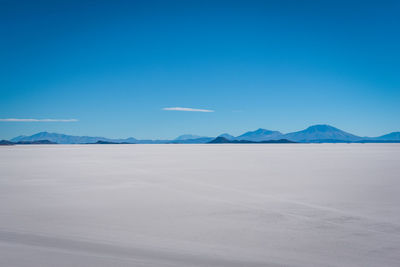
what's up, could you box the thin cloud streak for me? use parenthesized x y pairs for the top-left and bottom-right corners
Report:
(0, 118), (78, 122)
(163, 107), (214, 112)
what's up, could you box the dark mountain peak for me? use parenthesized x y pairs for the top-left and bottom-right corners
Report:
(209, 137), (230, 143)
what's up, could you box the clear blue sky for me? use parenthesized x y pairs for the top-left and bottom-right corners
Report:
(1, 0), (399, 139)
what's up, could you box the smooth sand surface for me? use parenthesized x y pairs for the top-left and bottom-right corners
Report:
(0, 144), (399, 266)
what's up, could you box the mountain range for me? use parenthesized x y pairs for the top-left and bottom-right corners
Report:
(218, 125), (400, 143)
(11, 132), (138, 144)
(5, 124), (400, 144)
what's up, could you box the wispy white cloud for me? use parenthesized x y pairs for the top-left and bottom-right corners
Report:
(0, 118), (78, 122)
(163, 107), (214, 113)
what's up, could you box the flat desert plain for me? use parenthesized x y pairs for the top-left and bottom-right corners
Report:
(0, 144), (399, 267)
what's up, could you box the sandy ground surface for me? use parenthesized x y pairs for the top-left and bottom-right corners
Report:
(0, 144), (399, 267)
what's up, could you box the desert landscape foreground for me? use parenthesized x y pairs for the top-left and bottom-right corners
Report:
(0, 144), (399, 267)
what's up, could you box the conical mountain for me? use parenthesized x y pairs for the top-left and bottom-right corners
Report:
(283, 125), (362, 142)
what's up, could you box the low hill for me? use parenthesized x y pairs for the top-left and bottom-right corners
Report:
(236, 128), (284, 141)
(0, 140), (57, 145)
(91, 140), (131, 144)
(0, 140), (14, 145)
(16, 140), (57, 144)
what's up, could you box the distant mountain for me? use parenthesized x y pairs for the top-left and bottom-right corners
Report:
(236, 128), (284, 141)
(208, 137), (296, 144)
(218, 133), (235, 140)
(283, 125), (362, 142)
(11, 132), (137, 144)
(174, 134), (206, 141)
(375, 132), (400, 141)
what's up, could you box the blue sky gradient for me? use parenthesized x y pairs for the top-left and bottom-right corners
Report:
(1, 0), (399, 139)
